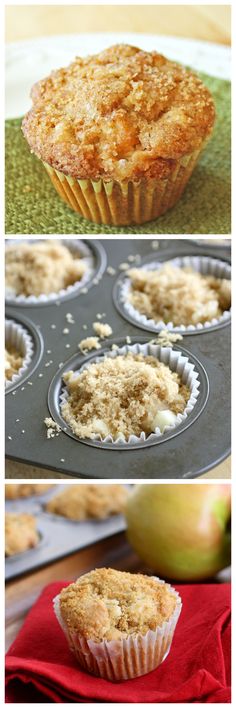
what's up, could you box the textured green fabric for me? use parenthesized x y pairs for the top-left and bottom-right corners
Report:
(5, 72), (230, 235)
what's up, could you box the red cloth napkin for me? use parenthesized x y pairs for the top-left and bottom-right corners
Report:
(5, 581), (231, 703)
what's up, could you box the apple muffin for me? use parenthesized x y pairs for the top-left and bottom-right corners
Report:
(5, 240), (87, 297)
(128, 263), (231, 327)
(46, 484), (128, 520)
(53, 568), (182, 680)
(5, 346), (23, 382)
(5, 484), (53, 499)
(22, 44), (215, 225)
(61, 352), (189, 441)
(5, 513), (39, 556)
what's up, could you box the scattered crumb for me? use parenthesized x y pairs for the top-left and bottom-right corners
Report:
(38, 373), (43, 378)
(63, 328), (69, 334)
(126, 336), (131, 344)
(152, 240), (159, 249)
(111, 344), (119, 351)
(65, 344), (70, 349)
(93, 322), (113, 338)
(119, 262), (129, 271)
(81, 287), (88, 294)
(44, 417), (62, 439)
(66, 313), (75, 324)
(51, 324), (56, 330)
(60, 458), (65, 463)
(82, 324), (88, 330)
(78, 336), (101, 354)
(47, 349), (52, 354)
(150, 331), (183, 348)
(107, 266), (116, 276)
(8, 436), (12, 440)
(96, 313), (106, 320)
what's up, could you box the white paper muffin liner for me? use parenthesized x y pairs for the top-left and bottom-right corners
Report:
(5, 239), (95, 305)
(120, 255), (231, 333)
(5, 319), (34, 389)
(60, 342), (200, 446)
(53, 577), (182, 681)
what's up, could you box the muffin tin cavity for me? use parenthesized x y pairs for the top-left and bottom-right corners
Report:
(5, 313), (44, 393)
(113, 254), (231, 335)
(48, 339), (209, 451)
(5, 239), (107, 306)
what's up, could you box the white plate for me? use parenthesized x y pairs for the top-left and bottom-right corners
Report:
(5, 32), (231, 119)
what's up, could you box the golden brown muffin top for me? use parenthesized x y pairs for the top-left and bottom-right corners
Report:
(5, 483), (52, 499)
(46, 484), (128, 521)
(59, 568), (176, 641)
(22, 44), (215, 182)
(5, 513), (39, 556)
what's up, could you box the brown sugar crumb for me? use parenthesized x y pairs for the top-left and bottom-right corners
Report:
(5, 240), (87, 297)
(22, 44), (215, 182)
(59, 568), (176, 641)
(78, 336), (101, 354)
(61, 353), (189, 440)
(46, 484), (128, 520)
(5, 346), (23, 381)
(5, 513), (39, 556)
(128, 264), (231, 326)
(5, 484), (53, 499)
(92, 322), (113, 338)
(154, 331), (183, 348)
(44, 417), (62, 439)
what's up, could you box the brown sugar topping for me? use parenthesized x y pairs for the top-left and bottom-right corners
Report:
(22, 44), (215, 182)
(59, 568), (177, 641)
(46, 484), (128, 521)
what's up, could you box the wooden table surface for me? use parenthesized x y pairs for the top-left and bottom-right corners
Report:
(6, 4), (231, 44)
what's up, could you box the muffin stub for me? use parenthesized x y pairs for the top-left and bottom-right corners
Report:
(61, 352), (189, 440)
(46, 484), (128, 521)
(58, 568), (177, 641)
(5, 484), (53, 499)
(128, 263), (231, 327)
(5, 513), (39, 556)
(22, 44), (215, 183)
(5, 240), (87, 297)
(5, 346), (23, 381)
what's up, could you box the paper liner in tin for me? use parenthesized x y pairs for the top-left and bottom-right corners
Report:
(60, 342), (200, 447)
(5, 239), (96, 305)
(5, 318), (34, 389)
(120, 255), (231, 333)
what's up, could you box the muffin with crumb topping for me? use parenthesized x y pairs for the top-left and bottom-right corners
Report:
(22, 44), (215, 226)
(5, 513), (39, 556)
(53, 568), (182, 680)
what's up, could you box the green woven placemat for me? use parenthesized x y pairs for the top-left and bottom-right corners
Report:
(5, 72), (230, 235)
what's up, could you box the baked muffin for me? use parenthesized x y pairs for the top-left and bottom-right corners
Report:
(128, 263), (231, 326)
(5, 240), (87, 298)
(22, 44), (215, 226)
(5, 346), (23, 382)
(61, 352), (189, 441)
(5, 483), (53, 499)
(5, 513), (39, 556)
(46, 484), (128, 520)
(53, 568), (182, 680)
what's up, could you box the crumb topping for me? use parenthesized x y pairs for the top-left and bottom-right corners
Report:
(128, 264), (231, 326)
(79, 336), (101, 354)
(22, 44), (215, 182)
(5, 484), (52, 499)
(5, 240), (87, 297)
(46, 484), (128, 520)
(5, 346), (23, 381)
(92, 322), (113, 338)
(61, 352), (189, 439)
(5, 513), (39, 556)
(59, 568), (176, 641)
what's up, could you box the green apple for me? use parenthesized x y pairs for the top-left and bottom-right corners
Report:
(126, 484), (231, 581)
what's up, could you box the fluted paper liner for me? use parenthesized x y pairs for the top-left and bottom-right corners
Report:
(5, 318), (34, 389)
(5, 239), (95, 305)
(43, 146), (204, 226)
(60, 342), (200, 447)
(53, 578), (182, 681)
(120, 255), (231, 333)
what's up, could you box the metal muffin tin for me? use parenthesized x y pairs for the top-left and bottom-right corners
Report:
(5, 485), (127, 580)
(5, 238), (231, 479)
